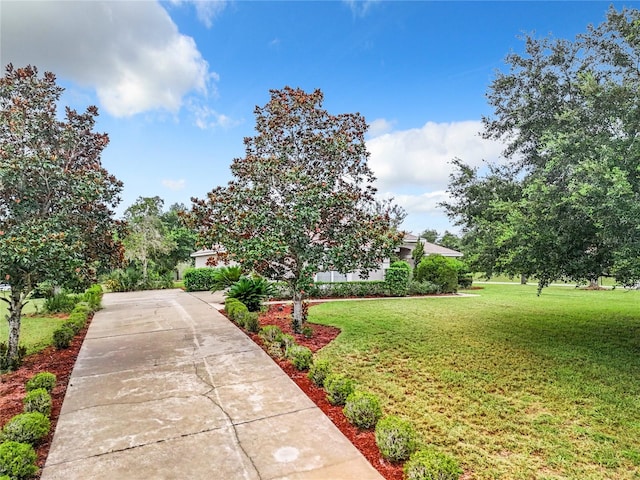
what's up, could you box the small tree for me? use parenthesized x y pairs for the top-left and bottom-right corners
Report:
(190, 87), (404, 331)
(0, 65), (124, 365)
(411, 240), (425, 268)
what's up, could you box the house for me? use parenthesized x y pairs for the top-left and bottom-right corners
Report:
(190, 234), (462, 282)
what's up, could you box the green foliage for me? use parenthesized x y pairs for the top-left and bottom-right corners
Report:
(83, 284), (103, 310)
(0, 344), (25, 372)
(404, 448), (462, 480)
(103, 267), (144, 292)
(302, 326), (313, 338)
(0, 441), (38, 480)
(308, 359), (331, 387)
(224, 297), (249, 323)
(22, 389), (51, 417)
(188, 86), (404, 331)
(343, 391), (382, 429)
(385, 262), (411, 297)
(183, 268), (218, 292)
(306, 281), (388, 299)
(287, 345), (313, 370)
(0, 413), (50, 445)
(240, 311), (260, 333)
(25, 373), (56, 394)
(407, 280), (440, 295)
(375, 415), (418, 462)
(411, 240), (425, 268)
(43, 292), (83, 314)
(259, 325), (283, 344)
(226, 276), (275, 312)
(52, 326), (74, 349)
(324, 373), (355, 406)
(211, 266), (243, 291)
(415, 255), (458, 293)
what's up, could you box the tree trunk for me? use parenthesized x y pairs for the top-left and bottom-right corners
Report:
(520, 274), (528, 285)
(292, 290), (303, 333)
(6, 288), (25, 364)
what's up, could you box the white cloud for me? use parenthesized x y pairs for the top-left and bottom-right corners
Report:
(169, 0), (228, 28)
(1, 1), (215, 117)
(190, 102), (241, 130)
(162, 179), (187, 191)
(367, 120), (504, 192)
(367, 118), (395, 137)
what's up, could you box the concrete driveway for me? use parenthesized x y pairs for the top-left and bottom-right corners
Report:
(41, 289), (382, 479)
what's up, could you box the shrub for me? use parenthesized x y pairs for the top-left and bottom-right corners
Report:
(404, 448), (462, 480)
(1, 413), (50, 445)
(225, 298), (249, 323)
(385, 261), (411, 297)
(44, 292), (82, 314)
(0, 441), (38, 480)
(375, 415), (418, 462)
(324, 373), (355, 406)
(407, 280), (440, 295)
(211, 266), (243, 291)
(302, 326), (313, 338)
(415, 255), (459, 293)
(343, 391), (382, 429)
(25, 373), (56, 393)
(266, 342), (285, 359)
(238, 311), (260, 333)
(183, 268), (218, 292)
(287, 345), (313, 370)
(103, 267), (144, 292)
(52, 326), (74, 349)
(227, 276), (276, 312)
(22, 389), (52, 417)
(0, 344), (26, 373)
(308, 359), (331, 387)
(83, 284), (103, 310)
(259, 325), (283, 344)
(279, 334), (296, 351)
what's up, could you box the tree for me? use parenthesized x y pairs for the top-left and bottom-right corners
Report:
(190, 87), (404, 331)
(160, 203), (198, 276)
(420, 229), (439, 243)
(411, 239), (425, 267)
(439, 231), (461, 251)
(443, 7), (640, 291)
(0, 65), (124, 364)
(122, 196), (175, 282)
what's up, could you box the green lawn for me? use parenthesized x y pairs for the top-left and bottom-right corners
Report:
(309, 284), (640, 479)
(0, 295), (67, 355)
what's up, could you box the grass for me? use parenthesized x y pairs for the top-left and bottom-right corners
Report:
(309, 284), (640, 479)
(0, 294), (67, 355)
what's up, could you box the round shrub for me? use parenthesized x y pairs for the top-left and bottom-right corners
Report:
(308, 359), (331, 387)
(0, 441), (38, 480)
(22, 388), (52, 416)
(343, 391), (382, 429)
(375, 415), (418, 462)
(25, 372), (56, 393)
(279, 334), (296, 351)
(1, 413), (50, 445)
(241, 312), (260, 333)
(52, 326), (74, 349)
(324, 373), (355, 406)
(404, 447), (462, 480)
(287, 345), (313, 371)
(259, 325), (283, 344)
(415, 255), (459, 293)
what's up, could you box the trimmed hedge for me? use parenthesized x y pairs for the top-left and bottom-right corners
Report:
(385, 261), (411, 297)
(183, 268), (218, 292)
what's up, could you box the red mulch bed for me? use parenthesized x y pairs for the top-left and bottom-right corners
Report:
(0, 306), (403, 480)
(0, 316), (91, 477)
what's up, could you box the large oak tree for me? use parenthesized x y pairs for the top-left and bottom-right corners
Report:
(0, 65), (124, 365)
(190, 87), (403, 331)
(443, 7), (640, 291)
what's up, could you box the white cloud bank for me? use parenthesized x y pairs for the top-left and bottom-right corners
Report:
(367, 120), (505, 233)
(1, 1), (214, 117)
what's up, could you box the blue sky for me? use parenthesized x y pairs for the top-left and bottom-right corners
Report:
(2, 0), (637, 235)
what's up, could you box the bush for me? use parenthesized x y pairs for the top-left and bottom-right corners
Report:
(404, 448), (462, 480)
(259, 325), (283, 344)
(183, 268), (218, 292)
(44, 292), (82, 314)
(385, 261), (411, 297)
(225, 298), (249, 323)
(103, 267), (144, 292)
(415, 255), (459, 294)
(343, 391), (382, 429)
(211, 266), (243, 291)
(0, 441), (38, 480)
(324, 373), (355, 406)
(287, 345), (313, 370)
(52, 326), (74, 349)
(308, 359), (331, 387)
(238, 311), (260, 333)
(226, 276), (276, 312)
(0, 344), (26, 373)
(0, 413), (50, 445)
(407, 280), (440, 295)
(25, 373), (56, 393)
(83, 284), (103, 310)
(375, 415), (418, 462)
(22, 389), (52, 417)
(280, 333), (296, 351)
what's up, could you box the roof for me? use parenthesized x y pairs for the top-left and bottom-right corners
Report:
(403, 233), (463, 257)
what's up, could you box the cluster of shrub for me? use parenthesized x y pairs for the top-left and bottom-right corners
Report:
(225, 296), (462, 480)
(385, 255), (472, 297)
(0, 286), (104, 372)
(102, 267), (174, 293)
(49, 285), (103, 350)
(0, 372), (57, 479)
